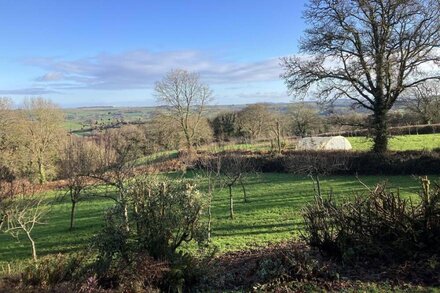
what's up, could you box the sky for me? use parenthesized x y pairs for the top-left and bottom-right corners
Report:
(0, 0), (308, 108)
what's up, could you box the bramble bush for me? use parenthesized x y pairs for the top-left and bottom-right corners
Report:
(302, 177), (440, 263)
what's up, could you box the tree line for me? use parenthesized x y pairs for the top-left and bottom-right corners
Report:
(1, 72), (439, 191)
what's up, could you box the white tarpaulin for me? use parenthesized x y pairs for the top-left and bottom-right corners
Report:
(296, 136), (352, 151)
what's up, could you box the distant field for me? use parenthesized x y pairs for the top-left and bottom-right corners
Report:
(62, 105), (250, 131)
(63, 107), (155, 131)
(348, 133), (440, 151)
(0, 173), (422, 268)
(63, 107), (440, 152)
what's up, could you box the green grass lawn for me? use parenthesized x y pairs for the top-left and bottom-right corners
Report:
(348, 133), (440, 151)
(200, 133), (440, 153)
(0, 173), (425, 268)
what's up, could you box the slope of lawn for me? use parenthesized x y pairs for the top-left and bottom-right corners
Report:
(348, 133), (440, 151)
(0, 173), (425, 268)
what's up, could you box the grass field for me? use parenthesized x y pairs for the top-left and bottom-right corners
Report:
(348, 133), (440, 151)
(135, 133), (440, 167)
(0, 173), (424, 268)
(201, 133), (440, 153)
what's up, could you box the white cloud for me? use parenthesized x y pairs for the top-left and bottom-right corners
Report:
(26, 50), (282, 91)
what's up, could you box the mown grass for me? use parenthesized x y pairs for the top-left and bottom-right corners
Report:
(348, 133), (440, 151)
(0, 173), (424, 267)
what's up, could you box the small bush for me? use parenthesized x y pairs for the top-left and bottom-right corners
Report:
(96, 253), (169, 292)
(90, 175), (209, 291)
(302, 177), (440, 263)
(128, 175), (208, 260)
(21, 253), (87, 288)
(92, 205), (130, 275)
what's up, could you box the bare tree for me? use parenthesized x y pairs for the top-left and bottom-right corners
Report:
(219, 154), (256, 219)
(0, 98), (14, 149)
(285, 151), (350, 197)
(0, 99), (16, 225)
(196, 153), (223, 240)
(268, 113), (289, 154)
(282, 0), (440, 153)
(405, 81), (440, 124)
(0, 195), (47, 261)
(59, 135), (99, 230)
(236, 104), (272, 142)
(0, 98), (22, 179)
(144, 113), (184, 152)
(19, 98), (66, 183)
(89, 127), (144, 231)
(288, 103), (321, 137)
(154, 69), (213, 151)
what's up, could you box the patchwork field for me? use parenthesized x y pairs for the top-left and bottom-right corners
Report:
(0, 173), (424, 269)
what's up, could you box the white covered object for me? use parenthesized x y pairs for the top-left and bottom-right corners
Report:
(296, 136), (352, 151)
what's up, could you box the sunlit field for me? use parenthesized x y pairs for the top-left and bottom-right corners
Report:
(348, 133), (440, 151)
(0, 173), (423, 268)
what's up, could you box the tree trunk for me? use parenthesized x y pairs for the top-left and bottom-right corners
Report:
(26, 232), (37, 262)
(70, 199), (76, 230)
(372, 107), (388, 153)
(118, 187), (130, 232)
(123, 202), (130, 232)
(134, 203), (141, 235)
(276, 121), (282, 154)
(316, 175), (322, 197)
(183, 128), (192, 151)
(207, 203), (212, 241)
(206, 178), (213, 241)
(37, 159), (46, 184)
(228, 185), (234, 220)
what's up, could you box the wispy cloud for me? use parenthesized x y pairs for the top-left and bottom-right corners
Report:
(35, 72), (65, 82)
(26, 50), (282, 91)
(236, 90), (289, 100)
(0, 87), (59, 95)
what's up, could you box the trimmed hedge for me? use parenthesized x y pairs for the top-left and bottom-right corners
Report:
(197, 150), (440, 175)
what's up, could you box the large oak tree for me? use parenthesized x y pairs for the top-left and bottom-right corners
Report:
(282, 0), (440, 153)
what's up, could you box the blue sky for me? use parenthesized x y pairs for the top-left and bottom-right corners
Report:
(0, 0), (308, 107)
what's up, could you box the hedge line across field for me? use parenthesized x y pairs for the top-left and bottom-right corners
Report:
(197, 150), (440, 176)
